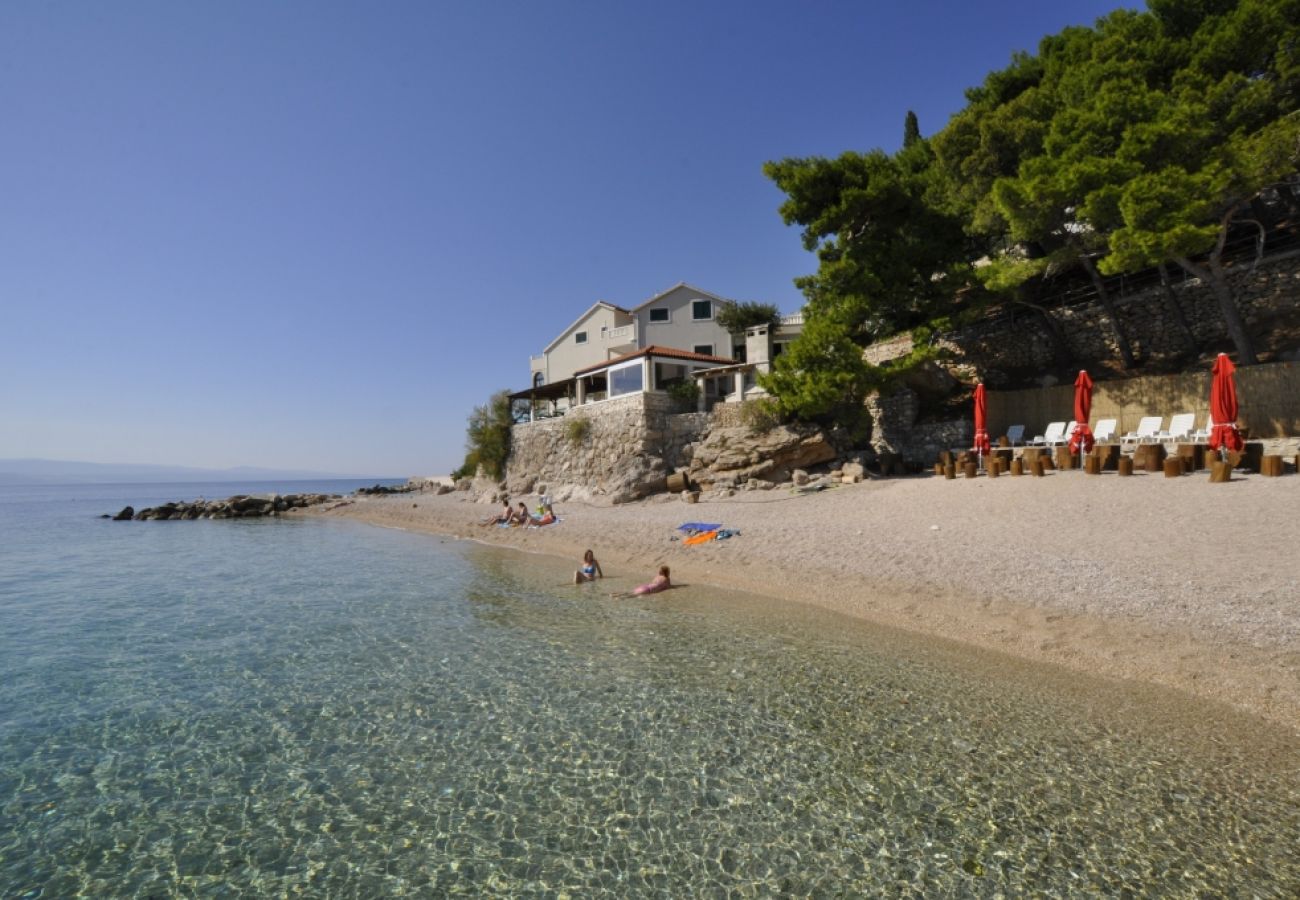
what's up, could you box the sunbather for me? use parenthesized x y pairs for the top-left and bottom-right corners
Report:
(611, 565), (672, 598)
(480, 498), (512, 526)
(574, 549), (603, 584)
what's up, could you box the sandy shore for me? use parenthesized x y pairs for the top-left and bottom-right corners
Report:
(319, 470), (1300, 732)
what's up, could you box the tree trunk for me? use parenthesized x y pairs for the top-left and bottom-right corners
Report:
(1156, 263), (1199, 355)
(1174, 254), (1259, 365)
(1079, 253), (1136, 369)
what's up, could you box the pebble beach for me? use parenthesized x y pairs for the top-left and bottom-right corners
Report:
(323, 470), (1300, 733)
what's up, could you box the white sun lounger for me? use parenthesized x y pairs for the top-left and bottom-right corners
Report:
(1120, 416), (1163, 447)
(1030, 421), (1067, 446)
(1092, 418), (1117, 443)
(1158, 412), (1196, 443)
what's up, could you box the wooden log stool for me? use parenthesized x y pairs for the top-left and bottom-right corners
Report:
(1243, 442), (1264, 474)
(933, 462), (944, 476)
(1117, 456), (1134, 477)
(963, 461), (978, 478)
(1084, 454), (1102, 475)
(1031, 456), (1045, 476)
(1092, 444), (1119, 471)
(988, 460), (1000, 478)
(1053, 446), (1075, 470)
(1135, 443), (1166, 473)
(1163, 457), (1183, 478)
(1209, 460), (1232, 483)
(1261, 455), (1284, 477)
(1040, 452), (1055, 471)
(943, 463), (956, 479)
(1176, 443), (1206, 472)
(1010, 459), (1024, 476)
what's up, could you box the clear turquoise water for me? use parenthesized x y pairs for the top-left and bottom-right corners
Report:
(1, 483), (1297, 897)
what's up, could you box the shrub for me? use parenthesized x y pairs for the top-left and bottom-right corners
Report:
(715, 301), (781, 335)
(665, 380), (700, 409)
(565, 416), (591, 445)
(738, 397), (782, 434)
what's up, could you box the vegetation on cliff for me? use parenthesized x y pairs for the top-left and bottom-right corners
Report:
(764, 0), (1300, 423)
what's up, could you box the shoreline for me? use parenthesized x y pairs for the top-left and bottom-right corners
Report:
(318, 473), (1300, 733)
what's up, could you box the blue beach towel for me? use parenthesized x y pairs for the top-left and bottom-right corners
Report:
(677, 522), (723, 533)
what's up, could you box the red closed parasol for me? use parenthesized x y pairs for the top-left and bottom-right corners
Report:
(1068, 370), (1094, 459)
(973, 383), (990, 464)
(1208, 353), (1243, 457)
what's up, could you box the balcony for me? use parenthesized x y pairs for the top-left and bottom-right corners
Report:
(603, 323), (638, 354)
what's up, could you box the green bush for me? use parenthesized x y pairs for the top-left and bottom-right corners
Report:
(665, 380), (700, 409)
(738, 397), (782, 434)
(715, 301), (781, 335)
(565, 416), (591, 445)
(458, 390), (513, 480)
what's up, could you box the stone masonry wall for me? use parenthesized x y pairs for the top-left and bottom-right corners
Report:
(870, 251), (1300, 382)
(507, 392), (711, 502)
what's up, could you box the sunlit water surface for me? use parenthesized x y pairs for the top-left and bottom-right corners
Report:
(1, 483), (1297, 897)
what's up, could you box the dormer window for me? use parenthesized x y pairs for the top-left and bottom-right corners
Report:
(691, 300), (713, 321)
(649, 308), (670, 323)
(575, 331), (588, 344)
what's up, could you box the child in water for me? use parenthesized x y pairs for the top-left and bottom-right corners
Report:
(573, 549), (603, 584)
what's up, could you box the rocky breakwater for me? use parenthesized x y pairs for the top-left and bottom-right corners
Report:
(108, 492), (344, 521)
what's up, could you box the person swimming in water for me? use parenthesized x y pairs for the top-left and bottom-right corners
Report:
(573, 549), (603, 584)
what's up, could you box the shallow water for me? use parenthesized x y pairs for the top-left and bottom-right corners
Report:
(1, 485), (1297, 896)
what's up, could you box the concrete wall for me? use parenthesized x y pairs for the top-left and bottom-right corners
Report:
(986, 360), (1300, 440)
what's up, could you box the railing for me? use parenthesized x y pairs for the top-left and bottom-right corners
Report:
(604, 324), (637, 343)
(779, 313), (804, 327)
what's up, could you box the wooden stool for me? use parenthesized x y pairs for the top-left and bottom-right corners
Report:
(1261, 455), (1284, 477)
(1209, 461), (1232, 483)
(1163, 458), (1183, 478)
(963, 462), (977, 478)
(1010, 459), (1023, 476)
(1176, 443), (1206, 472)
(1085, 455), (1102, 475)
(1136, 443), (1166, 472)
(944, 463), (956, 480)
(1093, 444), (1119, 471)
(988, 462), (1000, 478)
(933, 462), (944, 476)
(1031, 457), (1045, 476)
(1054, 446), (1074, 470)
(1118, 457), (1134, 477)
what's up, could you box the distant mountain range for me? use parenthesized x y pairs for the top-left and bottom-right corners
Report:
(0, 458), (391, 484)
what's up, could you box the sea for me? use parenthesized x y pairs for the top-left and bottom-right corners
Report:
(1, 480), (1297, 897)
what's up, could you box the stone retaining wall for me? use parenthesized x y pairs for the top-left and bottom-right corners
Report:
(870, 251), (1300, 381)
(507, 392), (711, 502)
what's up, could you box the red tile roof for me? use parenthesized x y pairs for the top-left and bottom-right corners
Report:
(573, 344), (737, 377)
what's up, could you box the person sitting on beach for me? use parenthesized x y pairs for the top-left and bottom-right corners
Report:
(509, 501), (532, 526)
(529, 502), (557, 527)
(574, 549), (603, 584)
(480, 498), (512, 526)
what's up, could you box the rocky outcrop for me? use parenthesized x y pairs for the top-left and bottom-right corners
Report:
(114, 493), (342, 521)
(686, 422), (837, 489)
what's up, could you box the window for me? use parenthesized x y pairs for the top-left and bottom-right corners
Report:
(649, 308), (670, 323)
(575, 331), (587, 344)
(608, 360), (643, 397)
(691, 299), (713, 321)
(533, 372), (544, 388)
(693, 344), (714, 356)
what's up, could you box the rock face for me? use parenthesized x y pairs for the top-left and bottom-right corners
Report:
(686, 422), (837, 489)
(113, 493), (342, 521)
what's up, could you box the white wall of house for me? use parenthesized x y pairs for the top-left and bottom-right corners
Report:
(539, 304), (635, 384)
(633, 285), (740, 360)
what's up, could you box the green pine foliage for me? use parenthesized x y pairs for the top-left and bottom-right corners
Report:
(458, 390), (513, 480)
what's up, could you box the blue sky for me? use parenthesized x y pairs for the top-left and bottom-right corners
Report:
(2, 1), (1139, 476)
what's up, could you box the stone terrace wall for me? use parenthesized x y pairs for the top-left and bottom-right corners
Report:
(507, 392), (711, 502)
(868, 251), (1300, 381)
